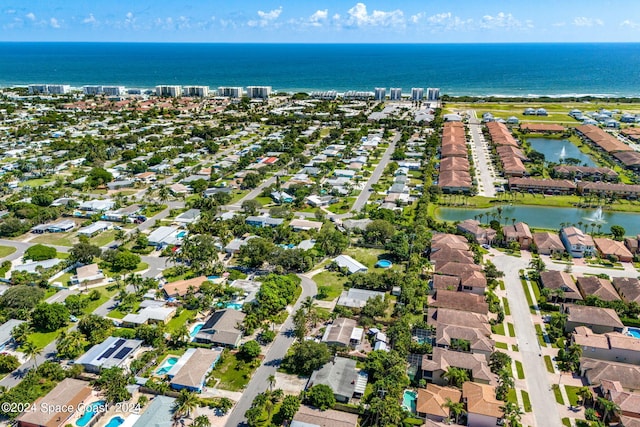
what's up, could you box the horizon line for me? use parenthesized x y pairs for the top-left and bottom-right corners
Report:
(1, 40), (640, 45)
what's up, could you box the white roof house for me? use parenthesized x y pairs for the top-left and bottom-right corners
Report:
(333, 255), (368, 275)
(337, 288), (385, 308)
(78, 199), (115, 212)
(77, 221), (111, 237)
(174, 209), (201, 224)
(122, 306), (176, 326)
(147, 226), (182, 246)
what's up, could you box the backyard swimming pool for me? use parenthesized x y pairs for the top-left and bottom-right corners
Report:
(156, 356), (179, 375)
(190, 323), (204, 337)
(105, 416), (125, 427)
(76, 401), (106, 427)
(402, 390), (417, 413)
(626, 327), (640, 339)
(376, 259), (392, 268)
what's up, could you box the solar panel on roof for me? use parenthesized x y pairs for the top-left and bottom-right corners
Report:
(114, 347), (132, 360)
(98, 338), (125, 360)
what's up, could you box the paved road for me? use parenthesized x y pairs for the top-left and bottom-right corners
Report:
(337, 132), (399, 218)
(491, 252), (562, 427)
(226, 175), (278, 210)
(225, 274), (317, 427)
(467, 110), (497, 197)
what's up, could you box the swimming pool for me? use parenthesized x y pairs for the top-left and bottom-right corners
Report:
(156, 356), (179, 375)
(402, 390), (417, 413)
(177, 231), (187, 238)
(226, 302), (243, 310)
(626, 327), (640, 339)
(190, 323), (204, 338)
(105, 416), (125, 427)
(76, 401), (106, 426)
(376, 259), (392, 268)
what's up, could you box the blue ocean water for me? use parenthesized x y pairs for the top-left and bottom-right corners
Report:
(1, 42), (640, 97)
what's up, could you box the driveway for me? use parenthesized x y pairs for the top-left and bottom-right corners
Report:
(491, 251), (562, 427)
(224, 274), (317, 427)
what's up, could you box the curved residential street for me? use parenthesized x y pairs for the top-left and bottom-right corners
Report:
(225, 274), (317, 427)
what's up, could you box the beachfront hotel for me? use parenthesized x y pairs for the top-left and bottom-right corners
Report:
(427, 87), (440, 101)
(390, 87), (402, 100)
(218, 86), (243, 98)
(374, 87), (386, 101)
(28, 84), (70, 95)
(82, 85), (126, 96)
(246, 86), (272, 99)
(182, 85), (210, 97)
(155, 85), (182, 97)
(411, 87), (424, 101)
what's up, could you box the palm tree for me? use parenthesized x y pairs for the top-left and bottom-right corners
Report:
(442, 367), (469, 388)
(598, 397), (620, 425)
(442, 397), (466, 424)
(501, 401), (524, 427)
(191, 415), (211, 427)
(576, 386), (594, 408)
(528, 257), (546, 273)
(267, 374), (276, 392)
(22, 341), (42, 369)
(173, 389), (199, 420)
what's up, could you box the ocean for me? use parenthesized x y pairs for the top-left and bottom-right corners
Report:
(1, 42), (640, 97)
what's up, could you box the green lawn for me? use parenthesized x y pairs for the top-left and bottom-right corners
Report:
(491, 323), (506, 336)
(562, 418), (571, 427)
(0, 245), (16, 258)
(229, 190), (249, 204)
(209, 352), (258, 392)
(515, 360), (525, 379)
(499, 281), (505, 291)
(54, 272), (73, 286)
(56, 252), (69, 259)
(506, 388), (518, 405)
(494, 342), (508, 350)
(552, 384), (565, 405)
(19, 178), (52, 187)
(108, 309), (127, 319)
(344, 247), (387, 270)
(90, 230), (118, 247)
(502, 297), (511, 315)
(507, 323), (516, 337)
(81, 292), (112, 315)
(32, 232), (74, 246)
(520, 279), (536, 313)
(565, 385), (582, 407)
(544, 355), (555, 373)
(26, 328), (65, 349)
(166, 309), (196, 333)
(313, 271), (347, 301)
(521, 390), (532, 412)
(103, 262), (149, 278)
(535, 324), (547, 347)
(511, 344), (519, 352)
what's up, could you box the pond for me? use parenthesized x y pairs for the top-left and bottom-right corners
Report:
(526, 137), (596, 166)
(436, 205), (640, 236)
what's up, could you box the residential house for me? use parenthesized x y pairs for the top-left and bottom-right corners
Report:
(560, 226), (595, 258)
(576, 276), (621, 302)
(533, 232), (565, 255)
(122, 306), (176, 327)
(14, 258), (63, 273)
(624, 235), (640, 254)
(193, 309), (245, 348)
(169, 183), (189, 196)
(434, 323), (495, 357)
(307, 357), (368, 403)
(571, 326), (640, 364)
(613, 277), (640, 304)
(174, 209), (201, 225)
(539, 271), (583, 302)
(162, 276), (208, 298)
(305, 195), (335, 207)
(553, 165), (618, 182)
(289, 218), (323, 232)
(74, 336), (143, 373)
(594, 238), (634, 262)
(456, 219), (497, 245)
(333, 255), (368, 275)
(416, 384), (462, 422)
(463, 382), (504, 427)
(563, 304), (624, 334)
(77, 221), (111, 237)
(271, 191), (294, 203)
(168, 347), (223, 392)
(131, 396), (175, 427)
(245, 215), (284, 228)
(321, 317), (364, 347)
(508, 177), (577, 195)
(426, 308), (491, 337)
(337, 288), (385, 309)
(421, 348), (493, 386)
(291, 405), (359, 427)
(430, 289), (489, 315)
(147, 225), (182, 247)
(78, 199), (115, 212)
(16, 379), (93, 427)
(70, 263), (105, 286)
(599, 381), (640, 425)
(502, 222), (532, 250)
(580, 358), (640, 392)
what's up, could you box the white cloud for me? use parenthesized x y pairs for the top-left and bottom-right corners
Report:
(83, 13), (96, 24)
(552, 22), (566, 27)
(309, 9), (328, 25)
(480, 12), (524, 30)
(25, 12), (36, 21)
(50, 17), (60, 28)
(4, 9), (16, 15)
(428, 12), (452, 24)
(620, 20), (640, 29)
(573, 17), (603, 27)
(248, 6), (283, 27)
(345, 2), (404, 28)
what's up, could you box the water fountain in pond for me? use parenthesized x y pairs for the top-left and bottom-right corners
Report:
(585, 206), (606, 223)
(559, 145), (566, 162)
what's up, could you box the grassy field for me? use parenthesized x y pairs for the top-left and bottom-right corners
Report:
(515, 360), (525, 379)
(166, 309), (197, 333)
(0, 245), (17, 258)
(26, 327), (65, 349)
(32, 232), (75, 246)
(103, 262), (149, 278)
(312, 270), (347, 301)
(344, 247), (388, 270)
(552, 384), (565, 405)
(491, 323), (506, 336)
(209, 352), (258, 392)
(90, 230), (118, 247)
(565, 385), (582, 407)
(18, 178), (52, 187)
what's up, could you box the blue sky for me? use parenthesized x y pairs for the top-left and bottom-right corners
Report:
(1, 1), (639, 43)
